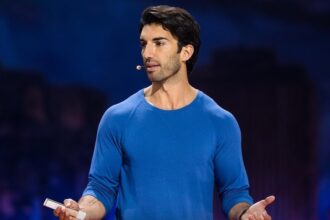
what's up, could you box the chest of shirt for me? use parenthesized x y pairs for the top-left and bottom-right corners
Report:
(120, 111), (218, 170)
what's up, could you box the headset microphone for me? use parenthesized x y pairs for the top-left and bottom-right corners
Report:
(136, 65), (144, 70)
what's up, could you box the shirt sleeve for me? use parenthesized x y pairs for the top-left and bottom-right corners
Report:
(83, 108), (123, 214)
(213, 113), (253, 217)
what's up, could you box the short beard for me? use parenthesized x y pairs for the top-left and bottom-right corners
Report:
(148, 55), (181, 83)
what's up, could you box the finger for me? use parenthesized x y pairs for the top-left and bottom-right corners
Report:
(58, 206), (76, 220)
(61, 207), (68, 220)
(245, 214), (253, 220)
(64, 199), (79, 210)
(253, 212), (260, 220)
(56, 206), (66, 220)
(54, 207), (61, 216)
(262, 212), (271, 220)
(66, 208), (79, 219)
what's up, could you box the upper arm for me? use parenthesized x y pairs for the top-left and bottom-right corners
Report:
(83, 109), (123, 214)
(213, 113), (253, 216)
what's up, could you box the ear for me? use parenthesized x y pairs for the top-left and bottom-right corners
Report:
(180, 44), (194, 62)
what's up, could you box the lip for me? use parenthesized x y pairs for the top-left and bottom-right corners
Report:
(145, 63), (160, 72)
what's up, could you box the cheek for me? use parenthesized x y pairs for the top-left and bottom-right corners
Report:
(165, 56), (181, 71)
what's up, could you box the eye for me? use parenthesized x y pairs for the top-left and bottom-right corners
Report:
(155, 40), (165, 47)
(140, 41), (146, 49)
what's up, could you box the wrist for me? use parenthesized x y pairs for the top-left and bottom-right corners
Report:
(238, 206), (250, 220)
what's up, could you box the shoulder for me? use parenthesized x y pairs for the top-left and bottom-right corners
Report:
(100, 90), (144, 126)
(198, 91), (241, 146)
(198, 91), (237, 124)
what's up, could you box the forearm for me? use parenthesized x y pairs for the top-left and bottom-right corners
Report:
(78, 195), (106, 220)
(228, 202), (250, 220)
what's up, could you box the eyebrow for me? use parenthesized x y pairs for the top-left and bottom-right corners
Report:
(140, 37), (169, 42)
(152, 37), (168, 41)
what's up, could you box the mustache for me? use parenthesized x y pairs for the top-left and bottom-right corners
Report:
(144, 59), (159, 65)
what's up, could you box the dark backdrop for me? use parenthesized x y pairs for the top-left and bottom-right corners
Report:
(0, 1), (329, 219)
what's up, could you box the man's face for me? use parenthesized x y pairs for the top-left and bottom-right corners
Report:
(139, 23), (182, 82)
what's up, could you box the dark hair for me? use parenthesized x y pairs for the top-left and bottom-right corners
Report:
(139, 5), (201, 75)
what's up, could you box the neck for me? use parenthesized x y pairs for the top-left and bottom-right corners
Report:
(144, 80), (197, 110)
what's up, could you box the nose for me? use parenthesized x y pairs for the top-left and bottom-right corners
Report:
(142, 43), (155, 60)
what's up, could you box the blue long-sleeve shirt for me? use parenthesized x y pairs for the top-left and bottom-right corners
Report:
(83, 89), (253, 219)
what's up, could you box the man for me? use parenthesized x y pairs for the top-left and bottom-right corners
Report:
(54, 5), (275, 220)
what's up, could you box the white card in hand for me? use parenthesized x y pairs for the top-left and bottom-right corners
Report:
(43, 198), (86, 220)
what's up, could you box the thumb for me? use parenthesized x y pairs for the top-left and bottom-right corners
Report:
(64, 198), (80, 210)
(262, 195), (275, 207)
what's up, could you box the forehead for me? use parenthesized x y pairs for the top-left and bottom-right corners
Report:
(140, 23), (176, 41)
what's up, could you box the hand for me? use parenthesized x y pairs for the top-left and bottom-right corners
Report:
(241, 195), (275, 220)
(53, 198), (80, 220)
